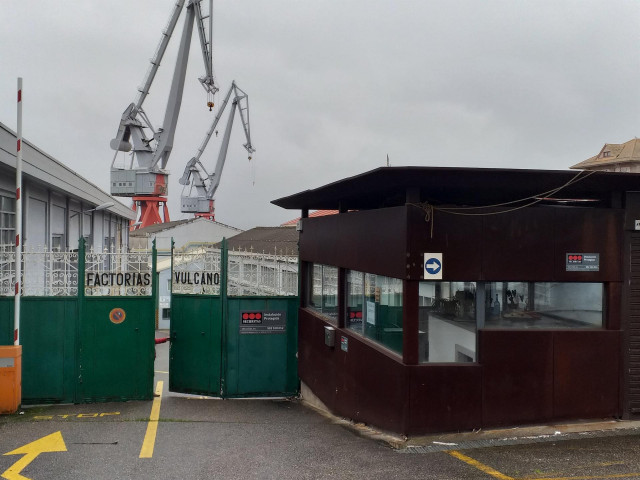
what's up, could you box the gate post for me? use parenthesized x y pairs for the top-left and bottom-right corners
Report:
(152, 239), (158, 330)
(220, 238), (228, 396)
(75, 237), (86, 403)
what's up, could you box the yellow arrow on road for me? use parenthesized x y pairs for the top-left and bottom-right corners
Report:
(2, 431), (67, 480)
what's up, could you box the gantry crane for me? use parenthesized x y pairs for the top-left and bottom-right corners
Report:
(179, 81), (254, 221)
(109, 0), (218, 230)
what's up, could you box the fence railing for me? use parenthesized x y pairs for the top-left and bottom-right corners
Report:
(85, 246), (153, 297)
(171, 243), (298, 297)
(172, 247), (222, 295)
(228, 250), (298, 297)
(1, 242), (154, 297)
(0, 244), (15, 296)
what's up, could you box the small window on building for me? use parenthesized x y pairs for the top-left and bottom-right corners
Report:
(484, 282), (603, 329)
(307, 263), (338, 324)
(419, 281), (477, 363)
(0, 193), (16, 246)
(162, 308), (170, 319)
(602, 151), (610, 158)
(51, 235), (63, 252)
(347, 269), (403, 356)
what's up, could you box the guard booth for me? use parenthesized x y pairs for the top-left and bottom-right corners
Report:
(169, 239), (299, 398)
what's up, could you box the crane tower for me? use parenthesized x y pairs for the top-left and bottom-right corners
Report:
(109, 0), (217, 230)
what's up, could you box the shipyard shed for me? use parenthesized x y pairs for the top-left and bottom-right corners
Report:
(273, 166), (640, 435)
(0, 120), (133, 252)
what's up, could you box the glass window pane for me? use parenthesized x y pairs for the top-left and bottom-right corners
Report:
(362, 273), (403, 356)
(419, 281), (476, 363)
(307, 263), (338, 324)
(322, 265), (338, 322)
(309, 264), (323, 310)
(484, 282), (603, 328)
(346, 270), (364, 334)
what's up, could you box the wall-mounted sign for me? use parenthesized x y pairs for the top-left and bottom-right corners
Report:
(239, 311), (287, 335)
(86, 272), (151, 287)
(173, 271), (219, 286)
(341, 336), (349, 352)
(424, 253), (443, 280)
(109, 308), (126, 324)
(566, 253), (599, 271)
(635, 220), (640, 231)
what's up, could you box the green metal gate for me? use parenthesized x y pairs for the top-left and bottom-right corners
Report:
(169, 240), (299, 398)
(1, 240), (156, 404)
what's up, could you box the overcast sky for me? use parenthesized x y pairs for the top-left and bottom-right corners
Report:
(0, 0), (638, 229)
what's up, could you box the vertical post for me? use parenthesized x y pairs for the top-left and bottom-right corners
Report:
(402, 279), (418, 365)
(220, 237), (228, 396)
(76, 237), (85, 403)
(152, 239), (158, 330)
(14, 78), (23, 346)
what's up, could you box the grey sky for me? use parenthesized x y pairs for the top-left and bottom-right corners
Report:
(0, 0), (638, 229)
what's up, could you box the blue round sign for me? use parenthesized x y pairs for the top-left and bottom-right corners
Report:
(425, 258), (442, 275)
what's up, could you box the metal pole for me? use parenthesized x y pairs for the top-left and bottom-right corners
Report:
(14, 77), (23, 346)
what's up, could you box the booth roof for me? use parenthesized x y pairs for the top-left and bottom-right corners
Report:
(272, 166), (640, 211)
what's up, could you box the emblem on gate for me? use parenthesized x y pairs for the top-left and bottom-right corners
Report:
(109, 308), (126, 324)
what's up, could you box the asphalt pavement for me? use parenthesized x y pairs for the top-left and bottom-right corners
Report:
(1, 333), (640, 479)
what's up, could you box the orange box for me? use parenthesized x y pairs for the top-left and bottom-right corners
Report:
(0, 345), (22, 414)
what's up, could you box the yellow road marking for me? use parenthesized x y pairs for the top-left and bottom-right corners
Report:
(447, 450), (514, 480)
(139, 381), (163, 459)
(2, 431), (67, 480)
(447, 450), (640, 480)
(521, 475), (640, 480)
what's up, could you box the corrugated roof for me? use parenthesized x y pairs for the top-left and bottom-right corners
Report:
(571, 138), (640, 169)
(222, 227), (298, 256)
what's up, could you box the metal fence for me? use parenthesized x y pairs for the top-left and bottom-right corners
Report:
(171, 245), (298, 297)
(0, 244), (14, 296)
(172, 247), (222, 295)
(85, 246), (153, 297)
(228, 249), (298, 296)
(0, 244), (153, 297)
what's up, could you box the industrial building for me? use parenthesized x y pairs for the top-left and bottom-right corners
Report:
(273, 166), (640, 435)
(0, 121), (133, 254)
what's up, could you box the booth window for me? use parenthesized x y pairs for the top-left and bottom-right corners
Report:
(307, 263), (338, 324)
(347, 269), (403, 356)
(484, 282), (603, 328)
(418, 281), (477, 363)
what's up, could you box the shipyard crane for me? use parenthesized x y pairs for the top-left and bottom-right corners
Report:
(109, 0), (218, 230)
(179, 81), (254, 221)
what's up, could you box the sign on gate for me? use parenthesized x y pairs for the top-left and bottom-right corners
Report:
(239, 311), (287, 335)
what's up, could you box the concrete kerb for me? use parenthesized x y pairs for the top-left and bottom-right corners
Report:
(299, 384), (640, 453)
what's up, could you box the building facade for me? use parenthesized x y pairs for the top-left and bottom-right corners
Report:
(571, 138), (640, 173)
(274, 166), (640, 435)
(0, 121), (133, 254)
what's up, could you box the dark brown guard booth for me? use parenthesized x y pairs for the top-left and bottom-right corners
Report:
(273, 166), (640, 435)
